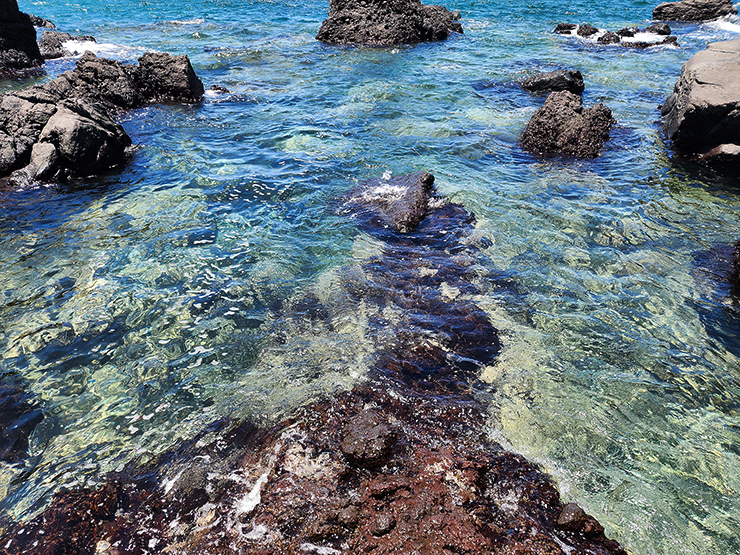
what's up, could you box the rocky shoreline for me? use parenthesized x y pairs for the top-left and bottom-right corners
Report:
(0, 172), (627, 555)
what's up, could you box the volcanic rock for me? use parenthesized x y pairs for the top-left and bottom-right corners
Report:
(644, 22), (672, 34)
(521, 90), (615, 158)
(661, 38), (740, 157)
(598, 31), (621, 44)
(577, 23), (599, 37)
(29, 14), (56, 29)
(554, 23), (577, 33)
(520, 69), (585, 95)
(38, 30), (96, 60)
(316, 0), (463, 46)
(617, 27), (638, 37)
(340, 410), (396, 468)
(653, 0), (737, 20)
(0, 0), (44, 73)
(0, 51), (204, 182)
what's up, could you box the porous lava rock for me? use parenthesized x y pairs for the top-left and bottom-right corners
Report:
(521, 69), (585, 95)
(0, 0), (44, 74)
(661, 38), (740, 159)
(0, 172), (627, 555)
(0, 51), (204, 183)
(316, 0), (463, 46)
(38, 30), (96, 60)
(521, 90), (615, 158)
(653, 0), (737, 21)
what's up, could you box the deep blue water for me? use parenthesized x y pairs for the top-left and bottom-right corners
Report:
(2, 0), (740, 553)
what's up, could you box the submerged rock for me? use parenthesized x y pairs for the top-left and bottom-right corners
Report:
(520, 69), (585, 95)
(316, 0), (463, 46)
(661, 38), (740, 159)
(0, 171), (626, 555)
(653, 0), (737, 21)
(0, 383), (43, 464)
(521, 90), (615, 158)
(0, 51), (204, 182)
(0, 0), (44, 74)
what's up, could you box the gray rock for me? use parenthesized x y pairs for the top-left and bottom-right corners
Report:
(598, 31), (621, 44)
(38, 30), (96, 60)
(38, 100), (131, 175)
(316, 0), (463, 46)
(653, 0), (736, 21)
(521, 69), (585, 95)
(661, 38), (740, 155)
(29, 142), (61, 180)
(0, 0), (44, 73)
(616, 27), (638, 37)
(136, 51), (205, 103)
(29, 15), (56, 29)
(520, 90), (615, 158)
(577, 24), (599, 37)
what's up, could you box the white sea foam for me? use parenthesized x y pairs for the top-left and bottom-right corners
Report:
(62, 40), (144, 60)
(163, 18), (205, 26)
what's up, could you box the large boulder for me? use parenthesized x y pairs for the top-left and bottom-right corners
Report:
(521, 69), (585, 95)
(0, 0), (44, 73)
(661, 38), (740, 157)
(316, 0), (463, 46)
(136, 51), (205, 103)
(653, 0), (737, 21)
(521, 90), (614, 158)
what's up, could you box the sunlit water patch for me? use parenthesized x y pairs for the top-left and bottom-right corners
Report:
(2, 0), (740, 553)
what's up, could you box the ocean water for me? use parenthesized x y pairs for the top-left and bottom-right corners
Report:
(2, 0), (740, 553)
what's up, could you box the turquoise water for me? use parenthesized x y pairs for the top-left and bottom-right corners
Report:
(2, 0), (740, 553)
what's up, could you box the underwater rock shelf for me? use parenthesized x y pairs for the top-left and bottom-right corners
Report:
(0, 172), (627, 555)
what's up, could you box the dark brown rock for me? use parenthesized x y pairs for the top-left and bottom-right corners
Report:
(617, 27), (638, 37)
(577, 23), (599, 37)
(0, 0), (43, 73)
(521, 69), (585, 95)
(598, 31), (621, 44)
(661, 38), (740, 156)
(653, 0), (737, 21)
(316, 0), (463, 46)
(341, 410), (396, 468)
(554, 22), (577, 33)
(521, 90), (615, 158)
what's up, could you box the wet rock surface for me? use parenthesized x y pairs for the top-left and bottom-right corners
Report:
(521, 90), (615, 158)
(661, 38), (740, 160)
(653, 0), (737, 21)
(521, 69), (585, 95)
(0, 172), (626, 555)
(38, 30), (96, 60)
(0, 0), (44, 74)
(553, 22), (679, 49)
(0, 51), (204, 183)
(316, 0), (463, 46)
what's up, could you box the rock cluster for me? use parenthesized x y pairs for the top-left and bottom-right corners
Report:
(0, 172), (626, 555)
(661, 38), (740, 162)
(0, 51), (204, 183)
(316, 0), (463, 46)
(0, 0), (44, 74)
(521, 91), (615, 158)
(653, 0), (737, 21)
(554, 22), (679, 48)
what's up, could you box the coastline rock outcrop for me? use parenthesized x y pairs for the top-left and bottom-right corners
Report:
(521, 69), (585, 95)
(0, 51), (204, 183)
(316, 0), (463, 46)
(0, 172), (627, 555)
(521, 90), (615, 158)
(653, 0), (737, 21)
(0, 0), (44, 74)
(553, 22), (679, 48)
(38, 30), (96, 60)
(661, 38), (740, 160)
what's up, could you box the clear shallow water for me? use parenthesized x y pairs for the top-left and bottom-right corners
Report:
(2, 0), (740, 553)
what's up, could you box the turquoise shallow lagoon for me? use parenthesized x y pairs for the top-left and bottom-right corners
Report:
(2, 0), (740, 553)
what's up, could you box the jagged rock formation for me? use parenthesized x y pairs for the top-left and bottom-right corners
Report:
(653, 0), (737, 21)
(521, 90), (615, 158)
(0, 0), (44, 73)
(661, 38), (740, 162)
(316, 0), (463, 46)
(0, 51), (204, 183)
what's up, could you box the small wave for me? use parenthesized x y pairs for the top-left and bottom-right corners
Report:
(62, 40), (146, 60)
(703, 15), (740, 33)
(163, 18), (205, 26)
